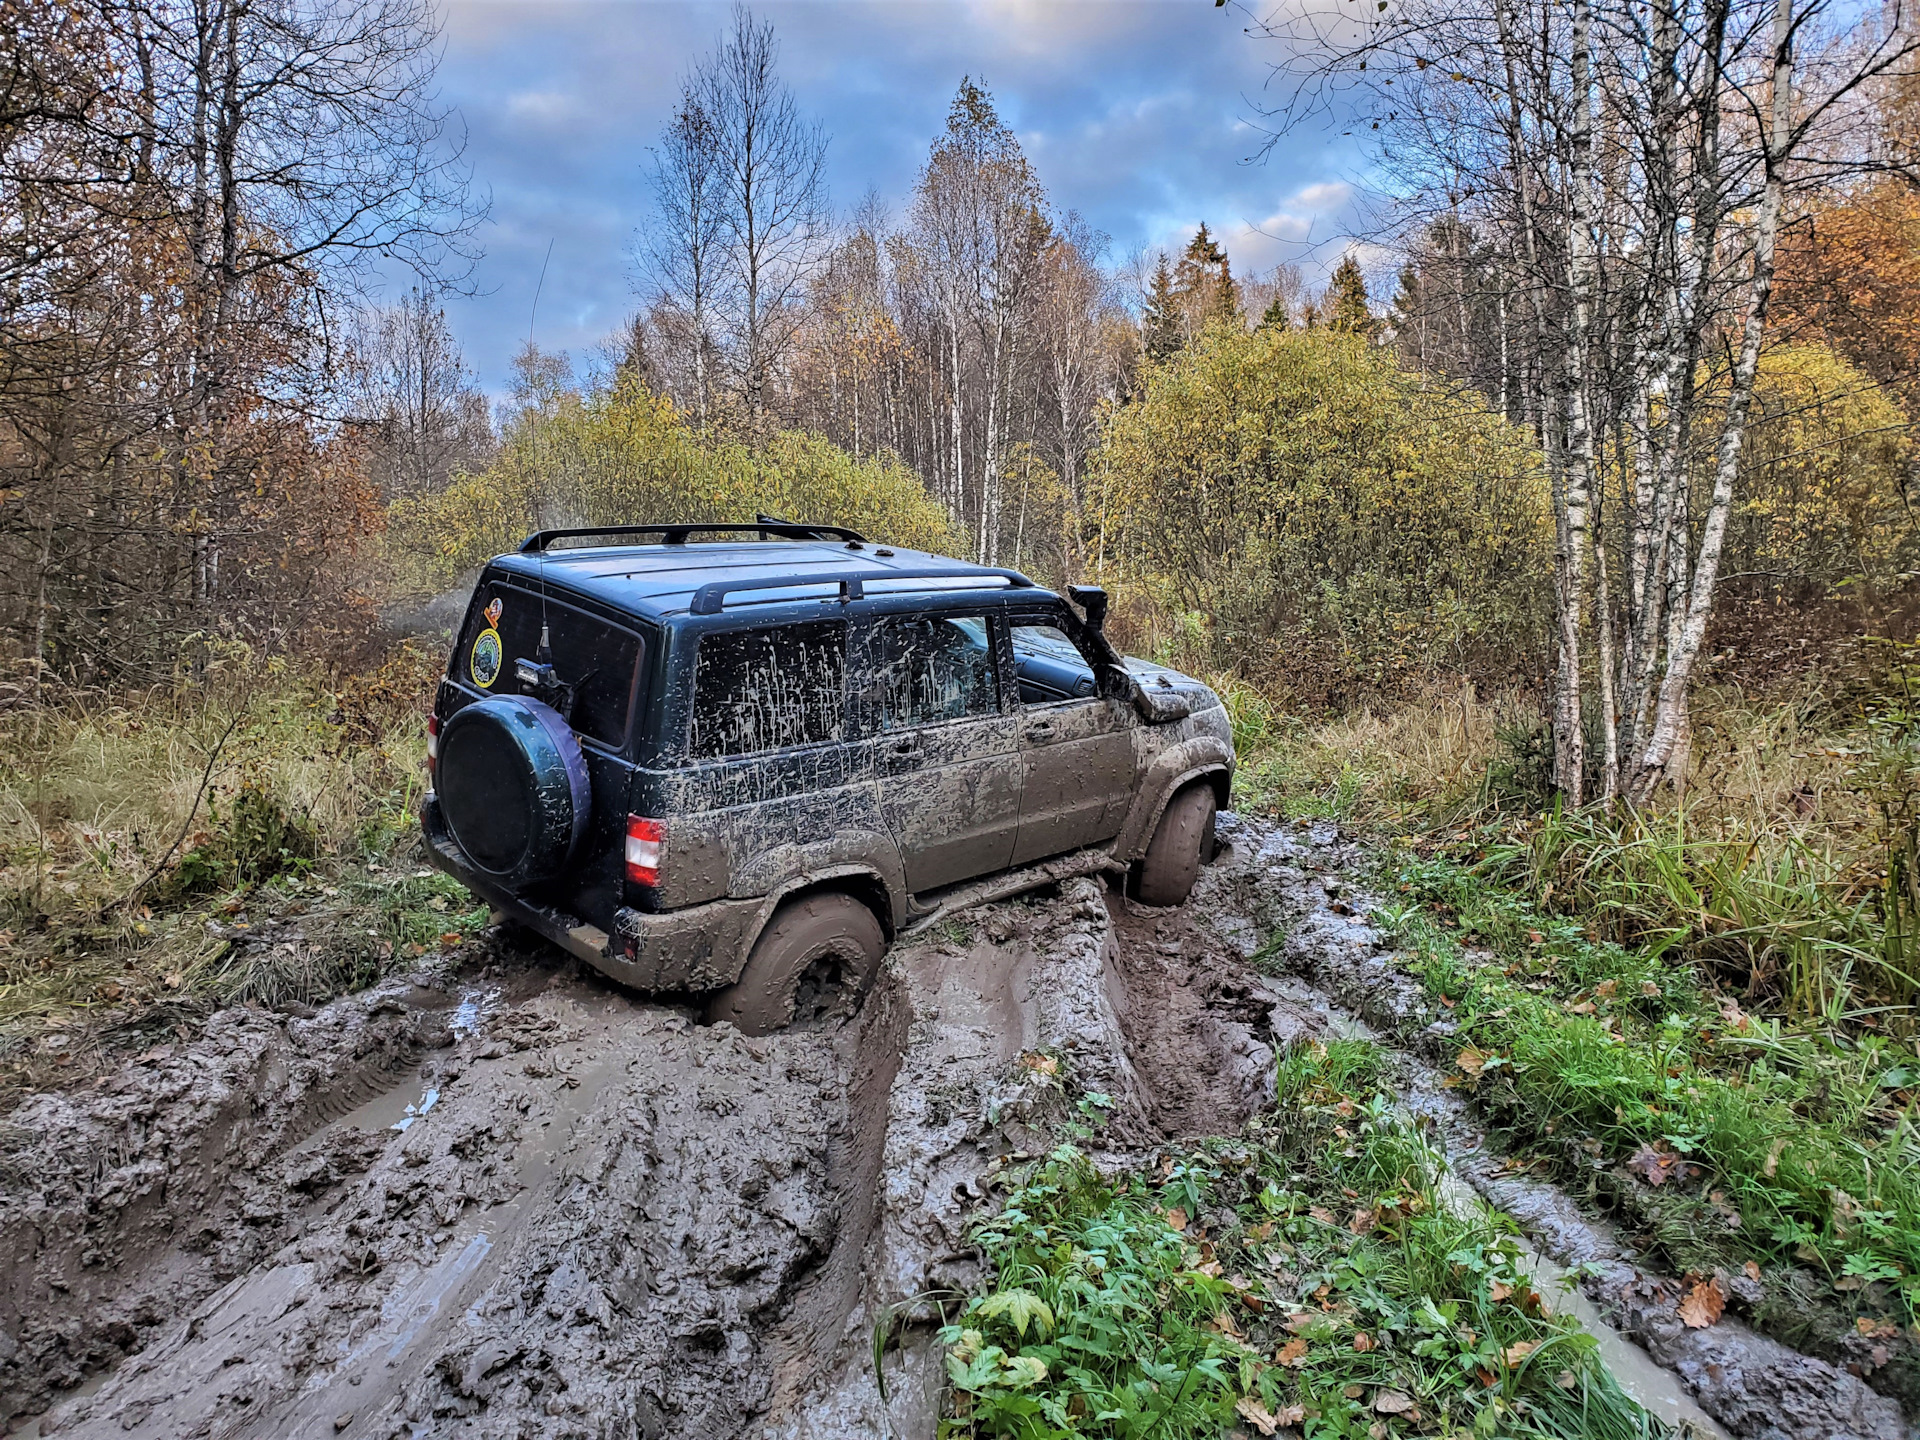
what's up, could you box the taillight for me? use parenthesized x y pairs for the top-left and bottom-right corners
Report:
(626, 816), (663, 887)
(426, 713), (440, 778)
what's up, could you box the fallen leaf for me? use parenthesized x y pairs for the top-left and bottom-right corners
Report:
(1744, 1261), (1763, 1282)
(1350, 1206), (1379, 1234)
(1555, 1369), (1578, 1389)
(1594, 979), (1618, 998)
(1166, 1207), (1188, 1232)
(1308, 1206), (1337, 1226)
(1247, 1221), (1275, 1242)
(1489, 1279), (1513, 1303)
(1567, 1000), (1596, 1016)
(1276, 1337), (1308, 1367)
(438, 931), (461, 946)
(1625, 1142), (1691, 1188)
(1373, 1389), (1416, 1415)
(1762, 1136), (1790, 1178)
(1275, 1404), (1307, 1426)
(1456, 1047), (1487, 1078)
(1342, 1383), (1365, 1400)
(1641, 980), (1662, 997)
(1352, 1330), (1375, 1352)
(1503, 1340), (1539, 1367)
(1679, 1275), (1726, 1329)
(1235, 1396), (1279, 1436)
(1210, 1310), (1245, 1339)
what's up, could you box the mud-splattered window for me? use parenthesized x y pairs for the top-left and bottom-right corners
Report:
(689, 621), (847, 758)
(863, 614), (1000, 732)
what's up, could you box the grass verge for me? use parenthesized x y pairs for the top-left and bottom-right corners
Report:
(1378, 844), (1920, 1336)
(0, 645), (481, 1094)
(941, 1042), (1667, 1439)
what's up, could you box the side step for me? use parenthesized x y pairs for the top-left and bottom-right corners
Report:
(901, 849), (1126, 937)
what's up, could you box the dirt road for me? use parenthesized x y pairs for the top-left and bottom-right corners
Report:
(0, 820), (1908, 1439)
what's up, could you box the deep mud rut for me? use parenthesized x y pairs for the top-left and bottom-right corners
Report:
(0, 820), (1912, 1440)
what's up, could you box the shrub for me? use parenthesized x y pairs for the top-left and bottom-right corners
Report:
(1089, 327), (1553, 705)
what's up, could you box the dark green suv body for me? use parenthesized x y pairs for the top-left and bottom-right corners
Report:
(423, 523), (1233, 1030)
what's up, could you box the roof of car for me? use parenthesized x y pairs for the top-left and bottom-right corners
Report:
(487, 540), (1055, 622)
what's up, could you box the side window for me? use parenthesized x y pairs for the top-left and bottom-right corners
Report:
(688, 621), (847, 759)
(1010, 616), (1098, 704)
(863, 614), (1000, 732)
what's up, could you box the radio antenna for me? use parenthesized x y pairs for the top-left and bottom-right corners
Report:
(528, 237), (555, 664)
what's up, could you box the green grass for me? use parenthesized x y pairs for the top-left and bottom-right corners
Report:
(1381, 845), (1920, 1317)
(942, 1043), (1667, 1439)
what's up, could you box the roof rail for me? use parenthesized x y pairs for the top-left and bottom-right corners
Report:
(519, 521), (864, 553)
(688, 566), (1035, 616)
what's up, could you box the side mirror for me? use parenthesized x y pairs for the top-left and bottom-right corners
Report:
(1067, 585), (1108, 633)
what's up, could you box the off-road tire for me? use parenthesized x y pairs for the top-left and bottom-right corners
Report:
(705, 892), (887, 1036)
(1132, 783), (1217, 906)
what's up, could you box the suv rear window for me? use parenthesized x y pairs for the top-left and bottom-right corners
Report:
(689, 621), (847, 758)
(456, 582), (644, 749)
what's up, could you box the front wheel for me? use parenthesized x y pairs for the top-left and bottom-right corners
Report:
(1132, 783), (1217, 906)
(705, 892), (887, 1036)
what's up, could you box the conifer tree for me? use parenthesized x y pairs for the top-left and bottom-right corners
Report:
(1142, 257), (1183, 364)
(1257, 294), (1290, 332)
(1327, 255), (1373, 335)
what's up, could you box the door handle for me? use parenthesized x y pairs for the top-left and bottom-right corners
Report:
(887, 738), (923, 760)
(1025, 721), (1055, 741)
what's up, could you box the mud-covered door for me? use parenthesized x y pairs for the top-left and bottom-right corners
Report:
(857, 611), (1019, 892)
(1008, 618), (1135, 864)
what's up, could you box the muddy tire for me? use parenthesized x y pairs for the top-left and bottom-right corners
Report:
(1132, 783), (1217, 906)
(706, 892), (887, 1036)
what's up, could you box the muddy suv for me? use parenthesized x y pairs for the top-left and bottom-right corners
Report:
(423, 521), (1234, 1031)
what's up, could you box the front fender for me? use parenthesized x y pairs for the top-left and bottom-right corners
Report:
(1113, 736), (1234, 861)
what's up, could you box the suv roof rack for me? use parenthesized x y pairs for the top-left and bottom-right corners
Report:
(689, 566), (1035, 616)
(519, 520), (865, 553)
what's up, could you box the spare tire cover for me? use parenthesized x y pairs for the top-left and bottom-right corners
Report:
(437, 695), (591, 886)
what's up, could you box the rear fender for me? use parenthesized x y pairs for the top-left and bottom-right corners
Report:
(730, 832), (907, 926)
(1113, 737), (1234, 861)
(726, 864), (898, 981)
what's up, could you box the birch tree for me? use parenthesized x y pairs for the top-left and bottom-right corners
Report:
(1251, 0), (1916, 805)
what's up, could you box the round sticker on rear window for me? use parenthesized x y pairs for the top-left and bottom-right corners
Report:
(470, 627), (503, 688)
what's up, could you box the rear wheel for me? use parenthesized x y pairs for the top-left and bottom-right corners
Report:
(705, 892), (887, 1036)
(1132, 783), (1217, 906)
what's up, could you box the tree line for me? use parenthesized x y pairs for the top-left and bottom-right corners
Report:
(0, 0), (484, 686)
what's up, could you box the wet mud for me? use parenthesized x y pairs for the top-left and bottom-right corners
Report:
(2, 819), (1912, 1440)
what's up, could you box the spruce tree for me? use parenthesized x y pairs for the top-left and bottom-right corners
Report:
(1328, 255), (1374, 335)
(1257, 294), (1290, 332)
(1142, 257), (1183, 364)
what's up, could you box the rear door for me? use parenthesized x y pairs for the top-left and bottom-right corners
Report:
(1008, 611), (1136, 864)
(857, 610), (1020, 892)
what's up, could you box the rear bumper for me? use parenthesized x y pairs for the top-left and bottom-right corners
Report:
(421, 795), (761, 992)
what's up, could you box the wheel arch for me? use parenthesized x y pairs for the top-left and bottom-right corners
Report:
(1113, 738), (1235, 862)
(733, 865), (897, 978)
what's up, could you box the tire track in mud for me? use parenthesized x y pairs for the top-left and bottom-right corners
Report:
(3, 819), (1905, 1440)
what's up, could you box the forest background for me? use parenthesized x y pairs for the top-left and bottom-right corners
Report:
(22, 0), (1920, 1407)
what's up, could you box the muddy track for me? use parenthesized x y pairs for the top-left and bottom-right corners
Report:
(1, 821), (1911, 1439)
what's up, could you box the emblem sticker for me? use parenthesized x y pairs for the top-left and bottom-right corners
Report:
(470, 627), (503, 688)
(485, 597), (504, 628)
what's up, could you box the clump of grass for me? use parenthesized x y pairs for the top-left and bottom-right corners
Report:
(1386, 847), (1920, 1316)
(943, 1042), (1665, 1439)
(0, 644), (462, 1082)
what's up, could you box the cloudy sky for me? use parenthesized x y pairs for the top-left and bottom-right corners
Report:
(415, 0), (1369, 396)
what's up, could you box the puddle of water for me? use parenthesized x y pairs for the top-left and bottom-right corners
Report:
(390, 1088), (439, 1133)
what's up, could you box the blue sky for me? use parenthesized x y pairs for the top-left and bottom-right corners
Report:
(416, 0), (1367, 396)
